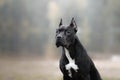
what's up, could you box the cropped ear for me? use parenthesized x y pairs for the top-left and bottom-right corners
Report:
(70, 18), (77, 32)
(59, 18), (62, 27)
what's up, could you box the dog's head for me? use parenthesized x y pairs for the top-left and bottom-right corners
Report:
(55, 18), (78, 48)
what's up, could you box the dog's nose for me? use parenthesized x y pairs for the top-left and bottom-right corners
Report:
(57, 34), (62, 39)
(57, 36), (62, 39)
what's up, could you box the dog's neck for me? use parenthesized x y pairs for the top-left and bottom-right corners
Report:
(63, 36), (85, 59)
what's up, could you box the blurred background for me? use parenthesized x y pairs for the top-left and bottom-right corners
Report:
(0, 0), (120, 80)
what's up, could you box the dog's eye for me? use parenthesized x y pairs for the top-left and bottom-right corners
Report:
(66, 31), (71, 34)
(56, 30), (59, 33)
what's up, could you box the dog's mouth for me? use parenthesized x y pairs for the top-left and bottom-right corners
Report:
(56, 39), (65, 47)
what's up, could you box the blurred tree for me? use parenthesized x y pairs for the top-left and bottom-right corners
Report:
(0, 0), (120, 56)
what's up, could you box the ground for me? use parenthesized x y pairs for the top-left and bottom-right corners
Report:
(0, 56), (120, 80)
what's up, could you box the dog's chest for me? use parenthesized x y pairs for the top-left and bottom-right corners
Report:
(65, 49), (79, 77)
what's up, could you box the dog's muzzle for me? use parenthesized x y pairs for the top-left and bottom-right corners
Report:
(56, 39), (63, 47)
(56, 36), (65, 47)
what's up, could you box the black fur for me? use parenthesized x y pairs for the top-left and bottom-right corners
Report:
(56, 18), (102, 80)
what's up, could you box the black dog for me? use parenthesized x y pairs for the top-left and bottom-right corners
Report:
(55, 18), (102, 80)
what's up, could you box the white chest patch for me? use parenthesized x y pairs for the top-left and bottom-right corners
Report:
(65, 49), (79, 77)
